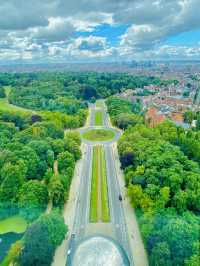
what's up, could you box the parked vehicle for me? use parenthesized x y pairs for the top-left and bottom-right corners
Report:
(119, 194), (122, 201)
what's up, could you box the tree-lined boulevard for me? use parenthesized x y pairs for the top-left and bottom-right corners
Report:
(52, 100), (148, 266)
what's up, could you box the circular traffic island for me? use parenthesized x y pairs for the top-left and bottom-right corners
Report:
(81, 127), (121, 144)
(82, 129), (115, 142)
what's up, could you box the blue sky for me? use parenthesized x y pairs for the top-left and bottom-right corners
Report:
(76, 24), (130, 46)
(0, 0), (200, 61)
(166, 29), (200, 46)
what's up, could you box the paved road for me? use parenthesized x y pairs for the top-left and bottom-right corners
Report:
(105, 145), (132, 262)
(67, 101), (132, 265)
(89, 103), (95, 126)
(72, 145), (92, 239)
(102, 104), (132, 263)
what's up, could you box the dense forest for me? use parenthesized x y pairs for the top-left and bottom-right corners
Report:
(0, 72), (161, 265)
(0, 72), (88, 265)
(0, 72), (173, 102)
(107, 97), (200, 266)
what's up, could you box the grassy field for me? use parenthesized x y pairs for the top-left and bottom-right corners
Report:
(82, 129), (115, 142)
(0, 215), (27, 234)
(0, 87), (34, 113)
(0, 98), (33, 113)
(94, 111), (103, 126)
(101, 148), (110, 222)
(90, 146), (110, 223)
(90, 146), (99, 222)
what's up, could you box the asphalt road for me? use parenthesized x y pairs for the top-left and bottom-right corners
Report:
(72, 145), (92, 239)
(89, 103), (95, 126)
(105, 145), (132, 262)
(67, 101), (132, 265)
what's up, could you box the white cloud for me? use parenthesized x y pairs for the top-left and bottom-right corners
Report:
(66, 36), (114, 58)
(0, 0), (200, 61)
(30, 17), (75, 42)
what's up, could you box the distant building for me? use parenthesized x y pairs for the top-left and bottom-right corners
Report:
(170, 112), (190, 129)
(192, 120), (197, 128)
(170, 112), (184, 123)
(145, 107), (166, 127)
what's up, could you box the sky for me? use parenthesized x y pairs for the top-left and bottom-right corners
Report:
(0, 0), (200, 62)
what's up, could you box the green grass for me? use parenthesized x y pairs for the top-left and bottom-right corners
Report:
(82, 129), (115, 142)
(94, 111), (103, 126)
(89, 146), (110, 223)
(0, 98), (33, 113)
(90, 146), (99, 222)
(101, 147), (110, 222)
(0, 215), (27, 234)
(0, 86), (34, 113)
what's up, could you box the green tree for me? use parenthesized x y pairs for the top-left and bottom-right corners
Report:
(51, 139), (65, 157)
(162, 217), (199, 265)
(172, 190), (188, 213)
(150, 242), (172, 266)
(13, 146), (40, 179)
(0, 161), (26, 202)
(18, 180), (48, 221)
(19, 222), (54, 266)
(0, 87), (6, 98)
(185, 241), (200, 266)
(48, 175), (65, 207)
(115, 113), (143, 129)
(64, 139), (81, 161)
(39, 212), (67, 247)
(57, 151), (75, 174)
(127, 184), (143, 208)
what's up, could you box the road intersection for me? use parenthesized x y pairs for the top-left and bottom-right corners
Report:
(52, 101), (148, 266)
(66, 101), (133, 265)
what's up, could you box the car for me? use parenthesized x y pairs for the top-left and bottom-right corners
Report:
(118, 194), (122, 201)
(67, 249), (71, 255)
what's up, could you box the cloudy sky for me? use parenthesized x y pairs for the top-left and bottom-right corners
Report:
(0, 0), (200, 62)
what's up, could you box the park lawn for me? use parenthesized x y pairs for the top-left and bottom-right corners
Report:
(0, 215), (27, 234)
(0, 98), (33, 113)
(94, 111), (103, 126)
(82, 129), (115, 142)
(100, 147), (110, 222)
(90, 146), (98, 222)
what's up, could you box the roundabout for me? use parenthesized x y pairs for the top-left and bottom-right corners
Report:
(69, 235), (130, 266)
(80, 126), (121, 145)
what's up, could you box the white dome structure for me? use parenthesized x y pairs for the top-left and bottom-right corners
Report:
(70, 236), (130, 266)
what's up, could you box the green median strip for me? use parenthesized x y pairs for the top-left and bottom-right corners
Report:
(94, 111), (103, 126)
(90, 146), (98, 222)
(101, 148), (110, 222)
(89, 145), (110, 223)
